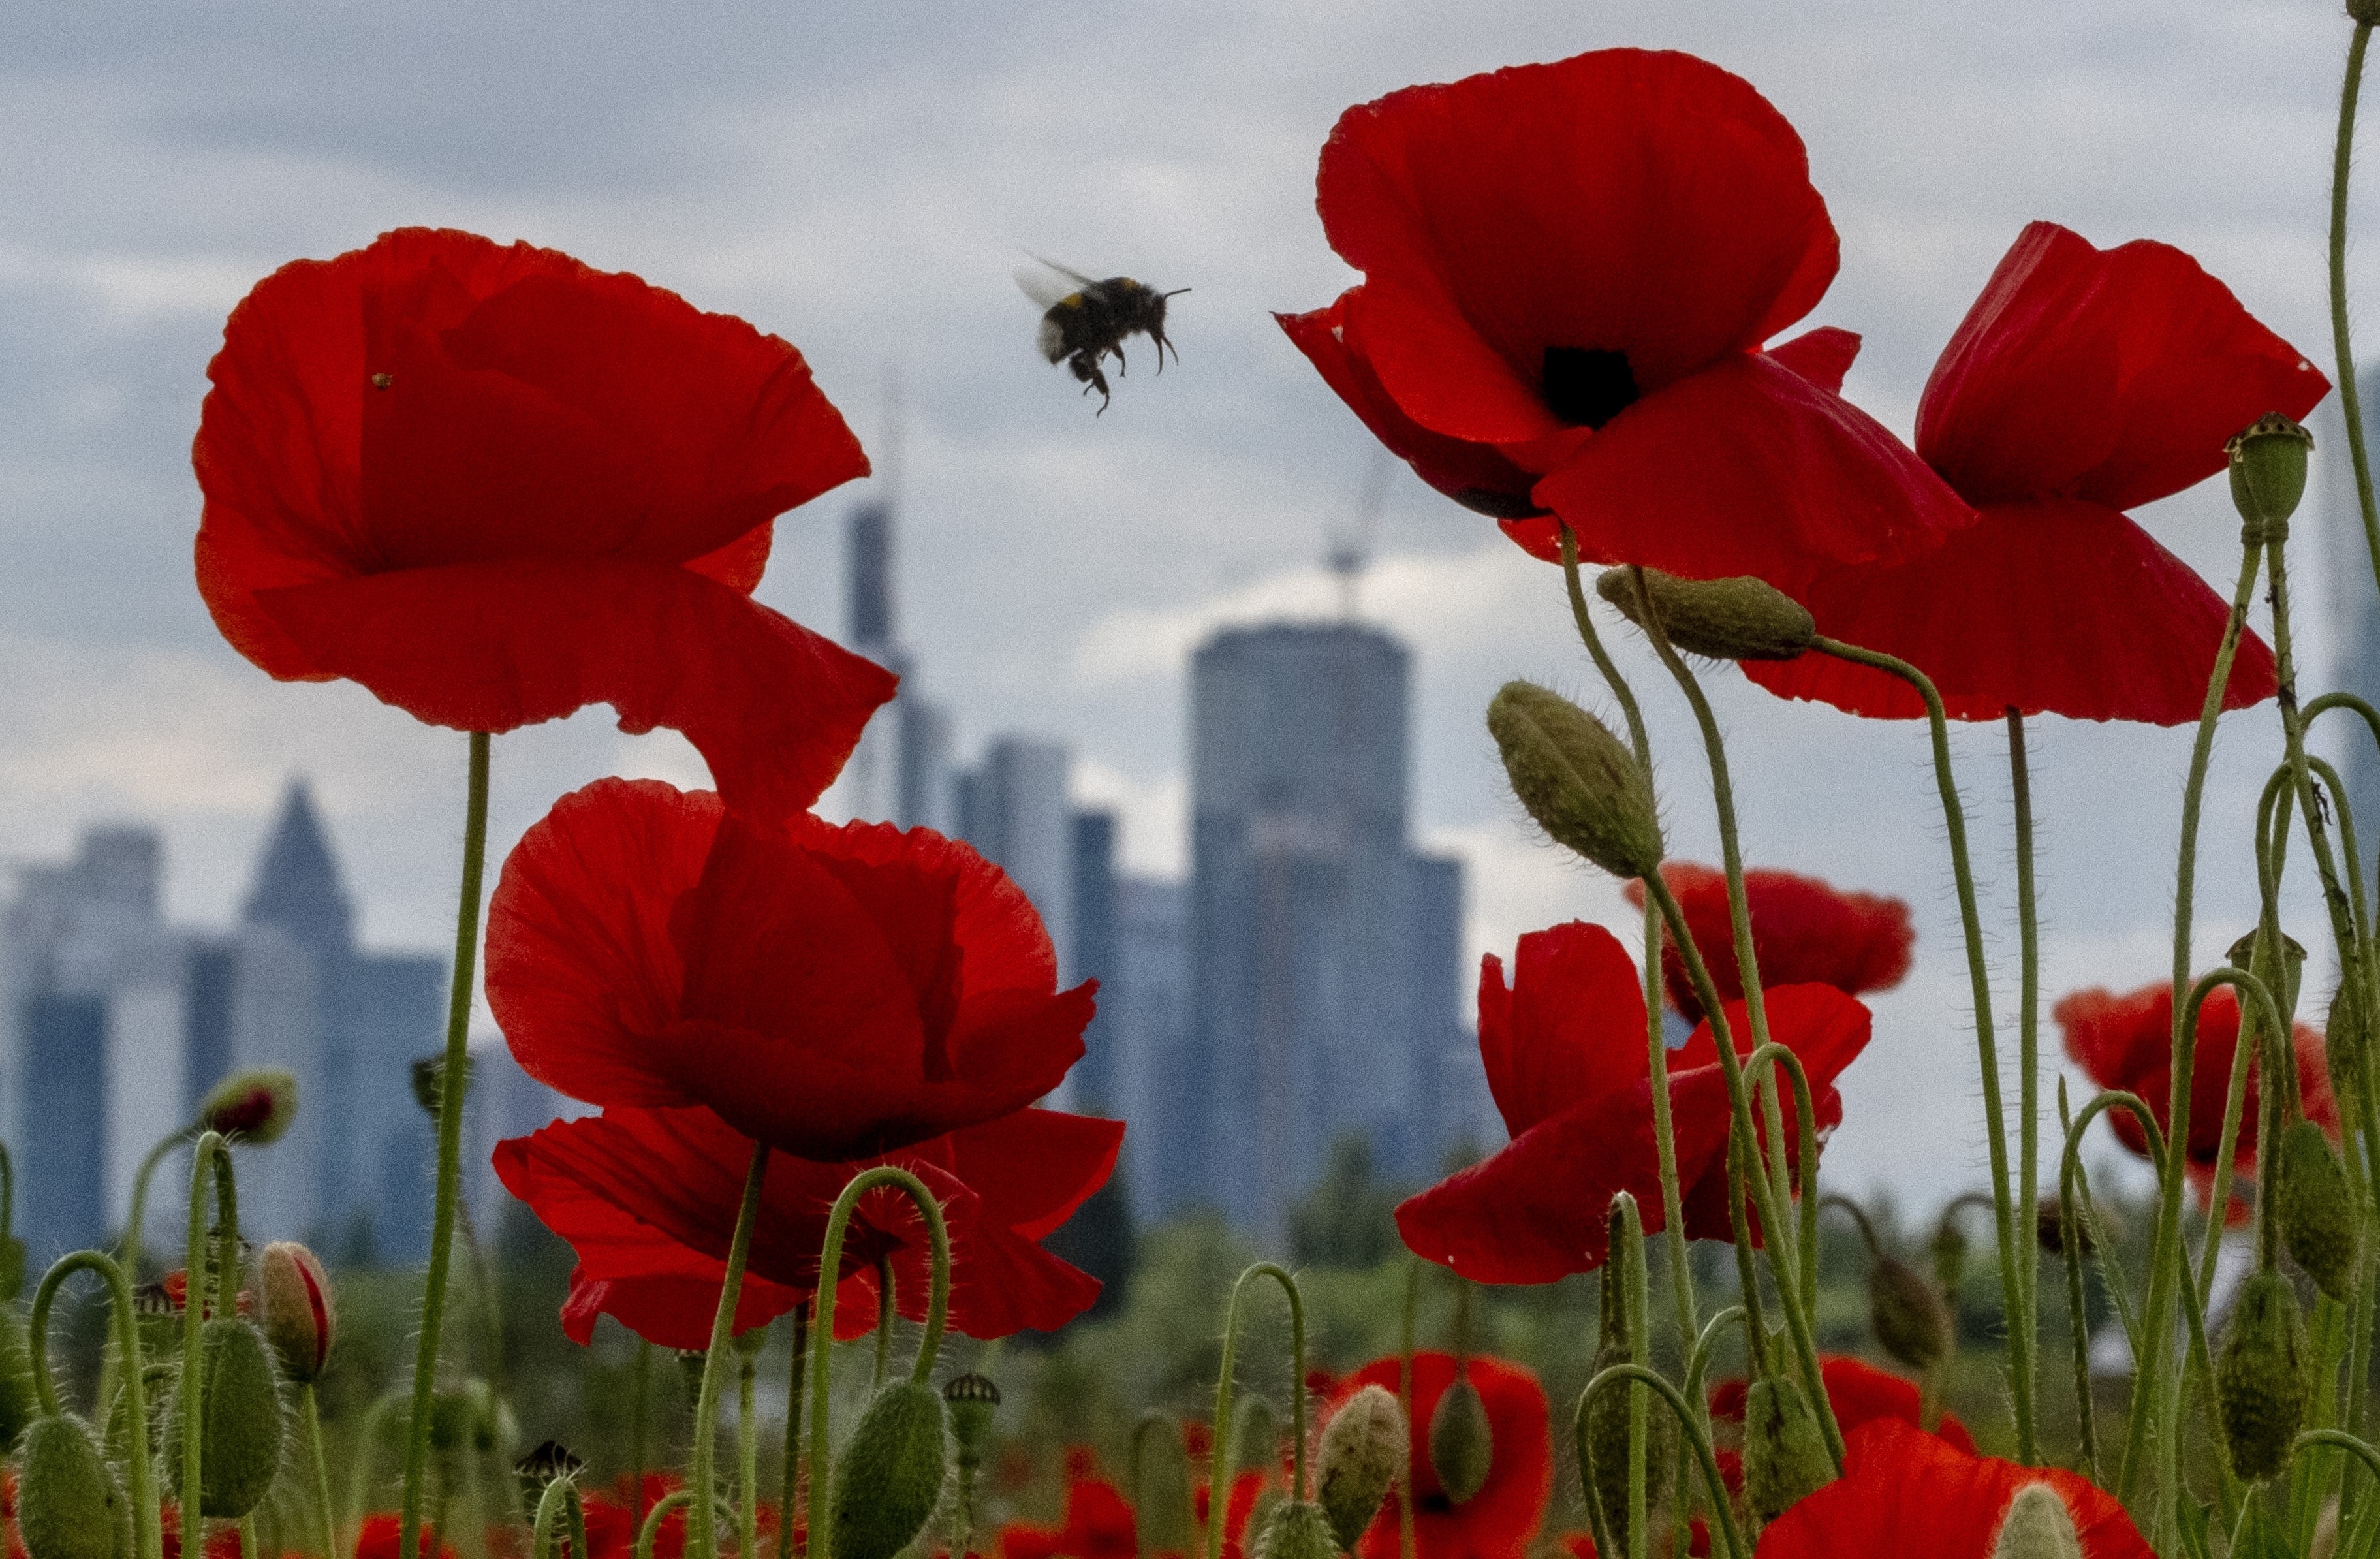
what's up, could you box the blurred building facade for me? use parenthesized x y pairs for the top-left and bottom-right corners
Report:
(2330, 367), (2380, 838)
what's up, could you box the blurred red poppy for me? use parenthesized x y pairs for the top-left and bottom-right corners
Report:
(1559, 1521), (1707, 1559)
(1755, 1419), (2150, 1558)
(193, 227), (892, 823)
(587, 1477), (687, 1559)
(351, 1515), (456, 1559)
(1396, 922), (1870, 1283)
(1621, 862), (1914, 1022)
(1193, 1469), (1271, 1559)
(1320, 1353), (1548, 1559)
(1710, 1355), (1975, 1475)
(488, 778), (1095, 1160)
(1745, 221), (2326, 724)
(1279, 49), (1969, 586)
(493, 1101), (1120, 1350)
(1000, 1476), (1138, 1559)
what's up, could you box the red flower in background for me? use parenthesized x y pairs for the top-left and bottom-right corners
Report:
(1745, 221), (2326, 724)
(1193, 1470), (1271, 1559)
(587, 1478), (687, 1559)
(1279, 48), (1969, 586)
(1622, 862), (1915, 1022)
(1710, 1355), (1976, 1477)
(1396, 923), (1870, 1283)
(494, 1102), (1119, 1350)
(488, 778), (1095, 1161)
(1755, 1419), (2150, 1558)
(351, 1515), (456, 1559)
(193, 228), (892, 823)
(999, 1477), (1138, 1559)
(1321, 1353), (1549, 1559)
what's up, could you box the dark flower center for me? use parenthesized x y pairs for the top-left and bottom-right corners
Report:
(1542, 347), (1640, 430)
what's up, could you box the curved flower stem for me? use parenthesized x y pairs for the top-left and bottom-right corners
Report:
(2060, 1090), (2168, 1484)
(1203, 1262), (1310, 1559)
(1744, 1045), (1822, 1313)
(1722, 1131), (1770, 1379)
(806, 1166), (952, 1559)
(2006, 710), (2043, 1432)
(401, 731), (493, 1559)
(638, 1490), (697, 1559)
(30, 1250), (161, 1559)
(531, 1475), (572, 1559)
(1398, 1256), (1417, 1559)
(121, 1128), (190, 1282)
(1683, 1306), (1749, 1416)
(301, 1383), (337, 1559)
(778, 1301), (808, 1559)
(738, 1344), (760, 1559)
(872, 1257), (895, 1387)
(2336, 20), (2380, 598)
(692, 1141), (773, 1559)
(1579, 1364), (1747, 1559)
(180, 1131), (239, 1545)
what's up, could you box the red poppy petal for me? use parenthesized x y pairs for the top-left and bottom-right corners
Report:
(1479, 921), (1648, 1136)
(1742, 497), (2278, 723)
(933, 1110), (1125, 1238)
(236, 560), (894, 823)
(1333, 1353), (1552, 1559)
(1765, 326), (1861, 395)
(1668, 984), (1874, 1088)
(1532, 352), (1975, 586)
(1625, 864), (1913, 1021)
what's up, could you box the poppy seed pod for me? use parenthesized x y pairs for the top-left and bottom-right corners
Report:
(1252, 1499), (1341, 1559)
(1133, 1413), (1197, 1556)
(2227, 931), (2306, 1022)
(2226, 413), (2314, 533)
(1317, 1385), (1407, 1551)
(826, 1380), (948, 1559)
(943, 1372), (1000, 1473)
(1427, 1372), (1494, 1505)
(18, 1415), (126, 1559)
(258, 1241), (333, 1385)
(1740, 1376), (1834, 1522)
(1870, 1256), (1954, 1374)
(2217, 1269), (2311, 1482)
(1593, 567), (1816, 662)
(1486, 682), (1663, 881)
(1990, 1483), (2084, 1559)
(163, 1318), (285, 1517)
(196, 1069), (298, 1144)
(2278, 1121), (2360, 1301)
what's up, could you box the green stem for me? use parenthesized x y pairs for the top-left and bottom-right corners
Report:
(531, 1474), (572, 1559)
(779, 1302), (808, 1559)
(692, 1141), (773, 1559)
(1202, 1263), (1310, 1559)
(639, 1491), (697, 1559)
(121, 1129), (189, 1281)
(1616, 1197), (1650, 1559)
(2007, 708), (2043, 1434)
(632, 1339), (652, 1534)
(872, 1257), (894, 1387)
(302, 1384), (337, 1559)
(2334, 21), (2380, 601)
(180, 1132), (239, 1543)
(401, 730), (493, 1559)
(1579, 1364), (1747, 1559)
(740, 1347), (760, 1559)
(31, 1250), (162, 1559)
(1398, 1257), (1417, 1559)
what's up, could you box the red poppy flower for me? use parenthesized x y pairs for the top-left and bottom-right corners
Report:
(350, 1517), (456, 1559)
(488, 777), (1095, 1160)
(159, 1507), (255, 1559)
(1396, 922), (1870, 1283)
(1279, 49), (1970, 586)
(1755, 1418), (2150, 1558)
(1320, 1353), (1548, 1559)
(193, 227), (894, 823)
(1193, 1470), (1272, 1559)
(1621, 862), (1914, 1022)
(587, 1478), (687, 1559)
(495, 1100), (1118, 1350)
(1710, 1355), (1975, 1472)
(1744, 221), (2326, 724)
(1559, 1522), (1707, 1559)
(999, 1477), (1138, 1559)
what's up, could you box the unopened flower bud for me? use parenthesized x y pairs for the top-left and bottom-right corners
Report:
(1488, 682), (1663, 881)
(428, 1379), (497, 1453)
(2278, 1121), (2360, 1301)
(1578, 1349), (1674, 1552)
(0, 1235), (25, 1306)
(1132, 1413), (1197, 1556)
(1234, 1394), (1281, 1475)
(258, 1241), (333, 1385)
(197, 1069), (297, 1144)
(943, 1372), (999, 1472)
(163, 1319), (284, 1517)
(1740, 1376), (1833, 1522)
(2329, 980), (2368, 1112)
(2227, 413), (2315, 535)
(0, 1312), (36, 1453)
(2357, 0), (2380, 30)
(2228, 931), (2306, 1022)
(1428, 1374), (1493, 1505)
(1317, 1385), (1407, 1551)
(409, 1054), (473, 1119)
(1991, 1483), (2083, 1559)
(1594, 568), (1815, 662)
(828, 1380), (948, 1559)
(1870, 1255), (1953, 1374)
(1252, 1500), (1340, 1559)
(2217, 1269), (2311, 1482)
(2037, 1197), (2118, 1261)
(18, 1415), (125, 1559)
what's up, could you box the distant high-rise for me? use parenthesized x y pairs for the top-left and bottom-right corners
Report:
(2329, 369), (2380, 837)
(955, 736), (1078, 979)
(830, 498), (954, 832)
(1111, 877), (1195, 1216)
(1070, 811), (1120, 1114)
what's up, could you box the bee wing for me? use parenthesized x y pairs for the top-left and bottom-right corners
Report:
(1015, 253), (1098, 309)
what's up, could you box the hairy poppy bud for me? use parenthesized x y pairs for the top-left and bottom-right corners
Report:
(1428, 1373), (1493, 1505)
(18, 1415), (126, 1559)
(409, 1054), (473, 1118)
(1870, 1256), (1953, 1373)
(1740, 1376), (1833, 1522)
(162, 1318), (285, 1518)
(1991, 1483), (2083, 1559)
(2278, 1122), (2360, 1301)
(2227, 413), (2314, 535)
(1133, 1413), (1197, 1556)
(2227, 931), (2306, 1024)
(1251, 1500), (1339, 1559)
(257, 1242), (333, 1385)
(2357, 0), (2380, 30)
(1317, 1385), (1407, 1551)
(827, 1380), (948, 1559)
(1234, 1395), (1281, 1475)
(0, 1235), (25, 1305)
(1487, 682), (1663, 881)
(1578, 1351), (1674, 1552)
(2217, 1269), (2311, 1481)
(0, 1312), (37, 1453)
(2328, 980), (2368, 1112)
(943, 1372), (999, 1473)
(196, 1069), (297, 1144)
(1594, 568), (1815, 662)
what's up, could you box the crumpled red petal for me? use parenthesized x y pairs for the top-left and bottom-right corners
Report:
(1477, 921), (1648, 1137)
(1621, 862), (1915, 1022)
(1710, 1355), (1975, 1458)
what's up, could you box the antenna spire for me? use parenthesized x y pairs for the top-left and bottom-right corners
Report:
(1327, 450), (1394, 622)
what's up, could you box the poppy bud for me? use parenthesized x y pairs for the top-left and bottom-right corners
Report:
(2037, 1197), (2116, 1260)
(2216, 1269), (2311, 1482)
(257, 1241), (333, 1385)
(1740, 1376), (1833, 1522)
(409, 1054), (473, 1118)
(826, 1380), (948, 1559)
(2227, 931), (2306, 1020)
(2278, 1121), (2360, 1301)
(1427, 1373), (1493, 1505)
(1317, 1385), (1407, 1551)
(0, 1235), (25, 1305)
(1578, 1349), (1674, 1552)
(1251, 1500), (1340, 1559)
(2328, 980), (2367, 1113)
(196, 1069), (297, 1144)
(1869, 1256), (1953, 1374)
(2227, 413), (2315, 535)
(1593, 568), (1816, 662)
(0, 1312), (37, 1453)
(1132, 1413), (1197, 1556)
(18, 1415), (126, 1559)
(161, 1318), (284, 1518)
(1233, 1395), (1281, 1475)
(943, 1372), (999, 1473)
(1990, 1483), (2083, 1559)
(1487, 682), (1663, 882)
(2358, 0), (2380, 29)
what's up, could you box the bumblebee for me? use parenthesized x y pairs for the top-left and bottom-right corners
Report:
(1016, 257), (1187, 413)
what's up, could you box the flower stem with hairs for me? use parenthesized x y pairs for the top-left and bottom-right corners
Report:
(691, 1141), (772, 1559)
(1204, 1262), (1311, 1559)
(30, 1250), (161, 1559)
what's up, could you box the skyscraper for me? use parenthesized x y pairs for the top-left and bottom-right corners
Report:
(2327, 369), (2380, 837)
(954, 736), (1076, 979)
(830, 499), (952, 832)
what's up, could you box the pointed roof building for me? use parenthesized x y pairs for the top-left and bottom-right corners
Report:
(242, 779), (353, 959)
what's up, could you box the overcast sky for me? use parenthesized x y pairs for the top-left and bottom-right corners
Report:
(1, 0), (2372, 1213)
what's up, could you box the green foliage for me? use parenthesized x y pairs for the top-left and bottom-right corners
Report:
(1289, 1136), (1406, 1272)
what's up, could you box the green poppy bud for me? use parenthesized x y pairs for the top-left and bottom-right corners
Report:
(1990, 1483), (2083, 1559)
(1131, 1413), (1197, 1557)
(196, 1069), (297, 1145)
(0, 1310), (39, 1453)
(943, 1372), (999, 1473)
(161, 1318), (285, 1518)
(409, 1054), (473, 1119)
(2227, 413), (2314, 535)
(1870, 1256), (1953, 1374)
(1233, 1395), (1280, 1476)
(1593, 567), (1816, 662)
(1427, 1373), (1493, 1505)
(2357, 0), (2380, 30)
(1317, 1385), (1407, 1551)
(1740, 1376), (1833, 1522)
(1578, 1346), (1674, 1552)
(1487, 682), (1663, 881)
(826, 1380), (948, 1559)
(2227, 931), (2306, 1024)
(257, 1241), (333, 1385)
(18, 1415), (127, 1559)
(2328, 980), (2367, 1113)
(1251, 1500), (1341, 1559)
(0, 1235), (27, 1306)
(2217, 1269), (2311, 1482)
(2278, 1122), (2360, 1301)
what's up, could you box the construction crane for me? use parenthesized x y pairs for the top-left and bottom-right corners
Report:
(1326, 450), (1394, 622)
